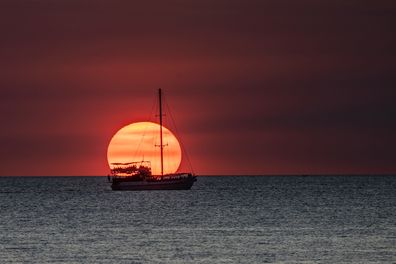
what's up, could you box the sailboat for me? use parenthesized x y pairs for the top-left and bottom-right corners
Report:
(108, 89), (197, 190)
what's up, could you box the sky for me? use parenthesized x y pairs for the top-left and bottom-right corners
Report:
(0, 0), (395, 175)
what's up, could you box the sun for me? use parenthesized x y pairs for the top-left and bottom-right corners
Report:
(107, 122), (182, 175)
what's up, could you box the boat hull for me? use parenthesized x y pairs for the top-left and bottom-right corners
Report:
(111, 176), (196, 191)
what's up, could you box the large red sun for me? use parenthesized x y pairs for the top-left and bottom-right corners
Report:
(107, 122), (182, 175)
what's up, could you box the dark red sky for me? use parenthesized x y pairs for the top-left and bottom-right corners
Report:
(1, 0), (395, 175)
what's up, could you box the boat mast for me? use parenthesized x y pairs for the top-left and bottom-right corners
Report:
(159, 88), (164, 179)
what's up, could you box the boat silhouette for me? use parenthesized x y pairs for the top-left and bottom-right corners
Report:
(108, 89), (197, 190)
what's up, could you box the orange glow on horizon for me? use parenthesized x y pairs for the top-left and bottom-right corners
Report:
(107, 122), (182, 175)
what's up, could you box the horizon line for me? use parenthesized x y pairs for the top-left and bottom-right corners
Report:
(0, 174), (395, 177)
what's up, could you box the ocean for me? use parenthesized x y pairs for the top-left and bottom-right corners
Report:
(0, 176), (395, 263)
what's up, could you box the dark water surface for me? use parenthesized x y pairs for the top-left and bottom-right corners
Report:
(0, 176), (395, 263)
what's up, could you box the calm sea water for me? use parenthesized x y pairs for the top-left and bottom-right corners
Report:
(0, 176), (395, 263)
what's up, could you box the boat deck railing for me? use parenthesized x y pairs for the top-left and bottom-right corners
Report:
(151, 173), (193, 181)
(111, 173), (193, 180)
